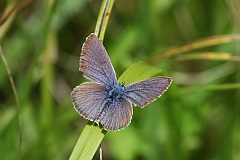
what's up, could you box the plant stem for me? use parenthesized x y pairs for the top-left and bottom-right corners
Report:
(95, 0), (115, 41)
(0, 45), (22, 159)
(69, 0), (115, 159)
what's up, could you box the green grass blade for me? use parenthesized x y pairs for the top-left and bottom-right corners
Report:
(118, 61), (166, 84)
(69, 122), (106, 160)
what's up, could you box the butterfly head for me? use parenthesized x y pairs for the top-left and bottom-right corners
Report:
(120, 82), (125, 87)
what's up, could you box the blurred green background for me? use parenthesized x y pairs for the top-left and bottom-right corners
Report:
(0, 0), (239, 160)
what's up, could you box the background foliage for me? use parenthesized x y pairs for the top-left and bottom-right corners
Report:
(0, 0), (239, 159)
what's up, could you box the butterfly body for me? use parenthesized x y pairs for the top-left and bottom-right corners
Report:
(107, 83), (125, 101)
(72, 33), (172, 131)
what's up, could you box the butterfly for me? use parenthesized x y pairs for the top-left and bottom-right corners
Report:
(71, 33), (172, 131)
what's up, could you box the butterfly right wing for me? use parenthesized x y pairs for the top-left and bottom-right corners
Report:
(71, 82), (108, 121)
(80, 33), (117, 89)
(124, 77), (172, 108)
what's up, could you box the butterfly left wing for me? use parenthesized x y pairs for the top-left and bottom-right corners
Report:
(71, 82), (108, 121)
(124, 77), (172, 108)
(80, 33), (117, 89)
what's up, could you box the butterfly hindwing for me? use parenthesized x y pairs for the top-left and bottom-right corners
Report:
(80, 33), (117, 89)
(124, 77), (172, 108)
(96, 98), (133, 131)
(71, 82), (108, 121)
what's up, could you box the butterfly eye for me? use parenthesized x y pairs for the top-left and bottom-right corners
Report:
(120, 82), (125, 87)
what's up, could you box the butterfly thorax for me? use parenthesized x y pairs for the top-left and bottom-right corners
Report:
(107, 83), (125, 101)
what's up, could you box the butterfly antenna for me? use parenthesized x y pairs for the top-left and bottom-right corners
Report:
(100, 143), (103, 160)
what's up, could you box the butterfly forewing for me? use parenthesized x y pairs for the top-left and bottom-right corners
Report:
(80, 33), (117, 89)
(71, 82), (108, 121)
(96, 98), (133, 131)
(124, 77), (172, 108)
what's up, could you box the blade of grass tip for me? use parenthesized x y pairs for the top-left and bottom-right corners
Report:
(148, 34), (240, 64)
(175, 52), (240, 61)
(0, 45), (22, 160)
(69, 0), (115, 159)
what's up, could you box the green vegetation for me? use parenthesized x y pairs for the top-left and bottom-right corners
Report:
(0, 0), (239, 160)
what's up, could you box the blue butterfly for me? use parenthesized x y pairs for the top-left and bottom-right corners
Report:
(71, 33), (172, 131)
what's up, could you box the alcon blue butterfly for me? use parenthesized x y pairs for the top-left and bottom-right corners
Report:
(71, 33), (172, 131)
